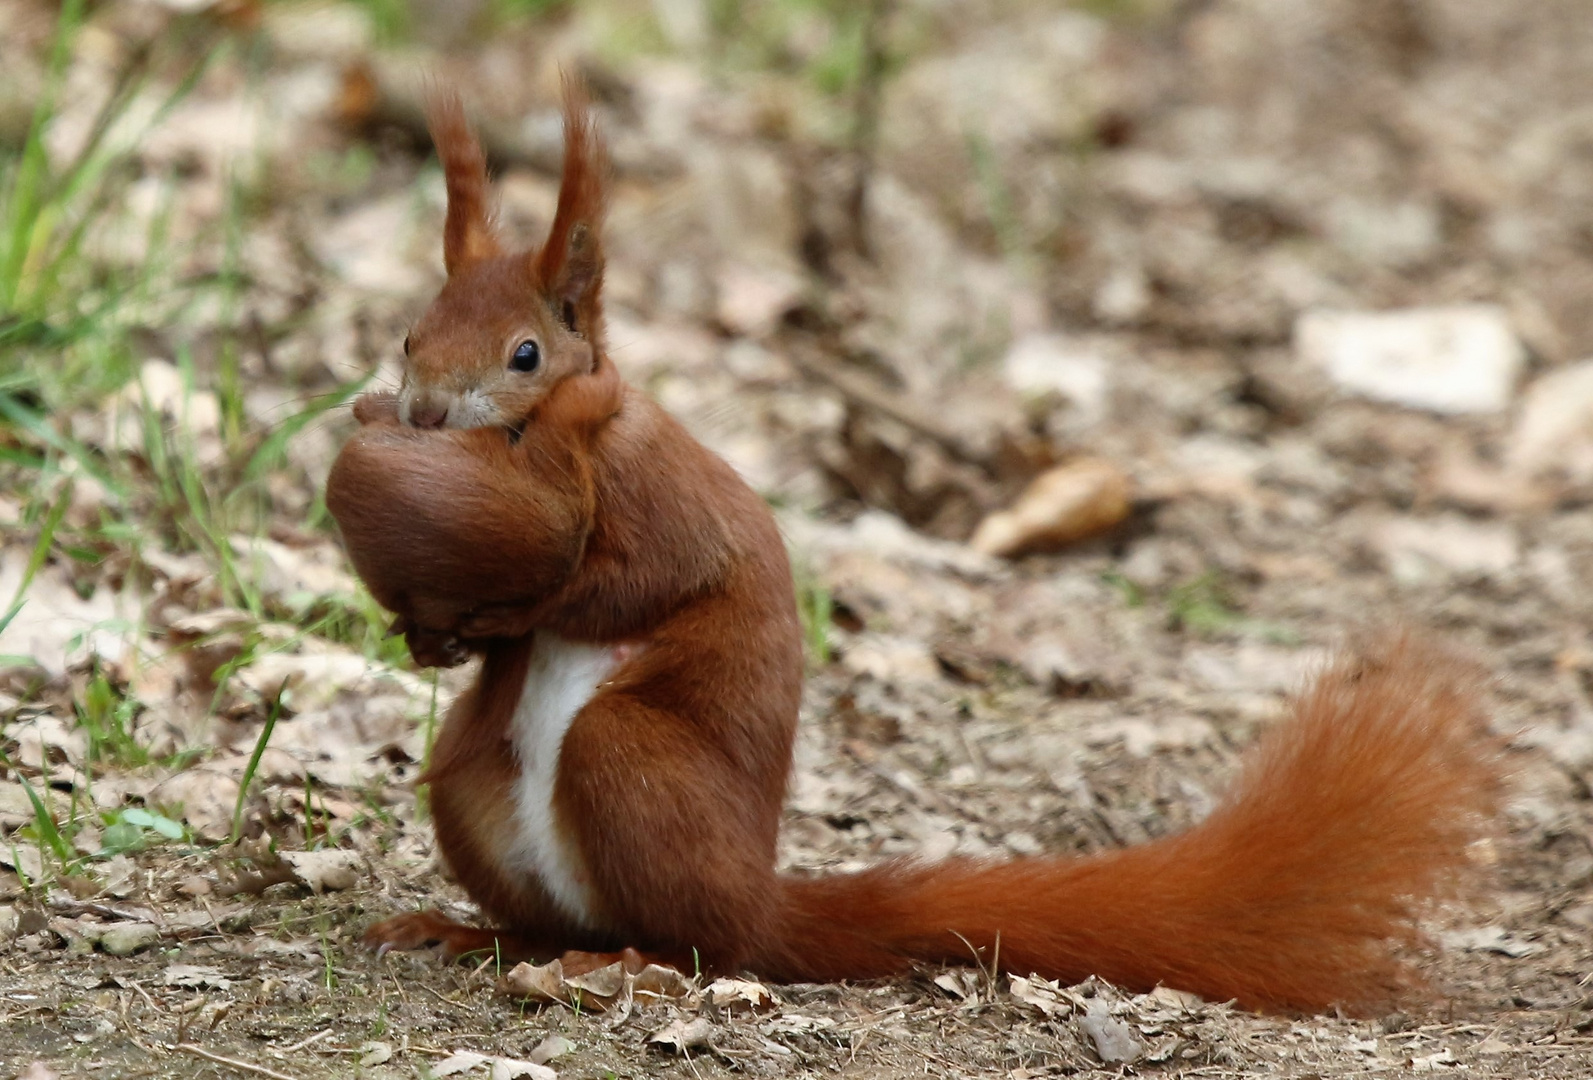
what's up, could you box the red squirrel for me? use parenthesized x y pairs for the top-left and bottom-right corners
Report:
(325, 83), (1502, 1015)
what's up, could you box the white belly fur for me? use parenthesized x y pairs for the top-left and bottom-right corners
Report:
(504, 631), (619, 927)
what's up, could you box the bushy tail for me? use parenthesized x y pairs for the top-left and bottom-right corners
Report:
(752, 635), (1501, 1014)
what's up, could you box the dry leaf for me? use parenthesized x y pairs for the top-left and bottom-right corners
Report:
(1008, 974), (1075, 1017)
(1439, 926), (1542, 958)
(762, 1014), (836, 1035)
(359, 1042), (392, 1067)
(432, 1050), (554, 1080)
(630, 963), (693, 1002)
(529, 1035), (575, 1065)
(0, 845), (43, 884)
(501, 957), (692, 1013)
(280, 849), (362, 893)
(565, 961), (628, 999)
(1410, 1048), (1459, 1071)
(147, 768), (239, 842)
(705, 976), (777, 1015)
(933, 970), (981, 1000)
(502, 959), (572, 1003)
(163, 964), (231, 991)
(489, 1060), (553, 1080)
(970, 458), (1131, 557)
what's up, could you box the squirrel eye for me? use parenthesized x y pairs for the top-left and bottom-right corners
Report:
(402, 334), (411, 357)
(509, 339), (541, 373)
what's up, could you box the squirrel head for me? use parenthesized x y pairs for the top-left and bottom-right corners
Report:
(397, 79), (611, 431)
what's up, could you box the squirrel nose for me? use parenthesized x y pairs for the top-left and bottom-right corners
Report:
(407, 394), (449, 429)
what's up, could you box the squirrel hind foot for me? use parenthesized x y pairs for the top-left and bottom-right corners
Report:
(364, 910), (533, 964)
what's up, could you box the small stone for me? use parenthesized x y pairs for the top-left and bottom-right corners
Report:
(1001, 333), (1111, 424)
(1376, 516), (1519, 584)
(1509, 360), (1593, 481)
(99, 922), (160, 956)
(1296, 305), (1524, 414)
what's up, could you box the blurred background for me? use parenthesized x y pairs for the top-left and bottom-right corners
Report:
(2, 0), (1592, 1071)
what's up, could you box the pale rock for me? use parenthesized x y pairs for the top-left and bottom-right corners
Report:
(1376, 516), (1519, 584)
(1296, 305), (1524, 414)
(1001, 333), (1111, 424)
(1509, 360), (1593, 481)
(100, 922), (160, 956)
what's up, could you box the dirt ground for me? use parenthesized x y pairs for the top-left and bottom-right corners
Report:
(2, 0), (1592, 1076)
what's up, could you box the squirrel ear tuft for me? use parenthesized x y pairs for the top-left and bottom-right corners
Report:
(533, 74), (608, 339)
(426, 87), (502, 275)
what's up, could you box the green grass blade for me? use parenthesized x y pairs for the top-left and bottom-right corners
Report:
(230, 683), (287, 845)
(0, 481), (71, 638)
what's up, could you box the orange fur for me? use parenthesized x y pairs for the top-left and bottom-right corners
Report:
(427, 88), (503, 273)
(325, 85), (1502, 1015)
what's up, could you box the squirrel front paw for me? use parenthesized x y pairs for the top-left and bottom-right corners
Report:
(397, 620), (470, 668)
(351, 391), (401, 426)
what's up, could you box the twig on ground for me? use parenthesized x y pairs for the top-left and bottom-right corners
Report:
(173, 1044), (303, 1080)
